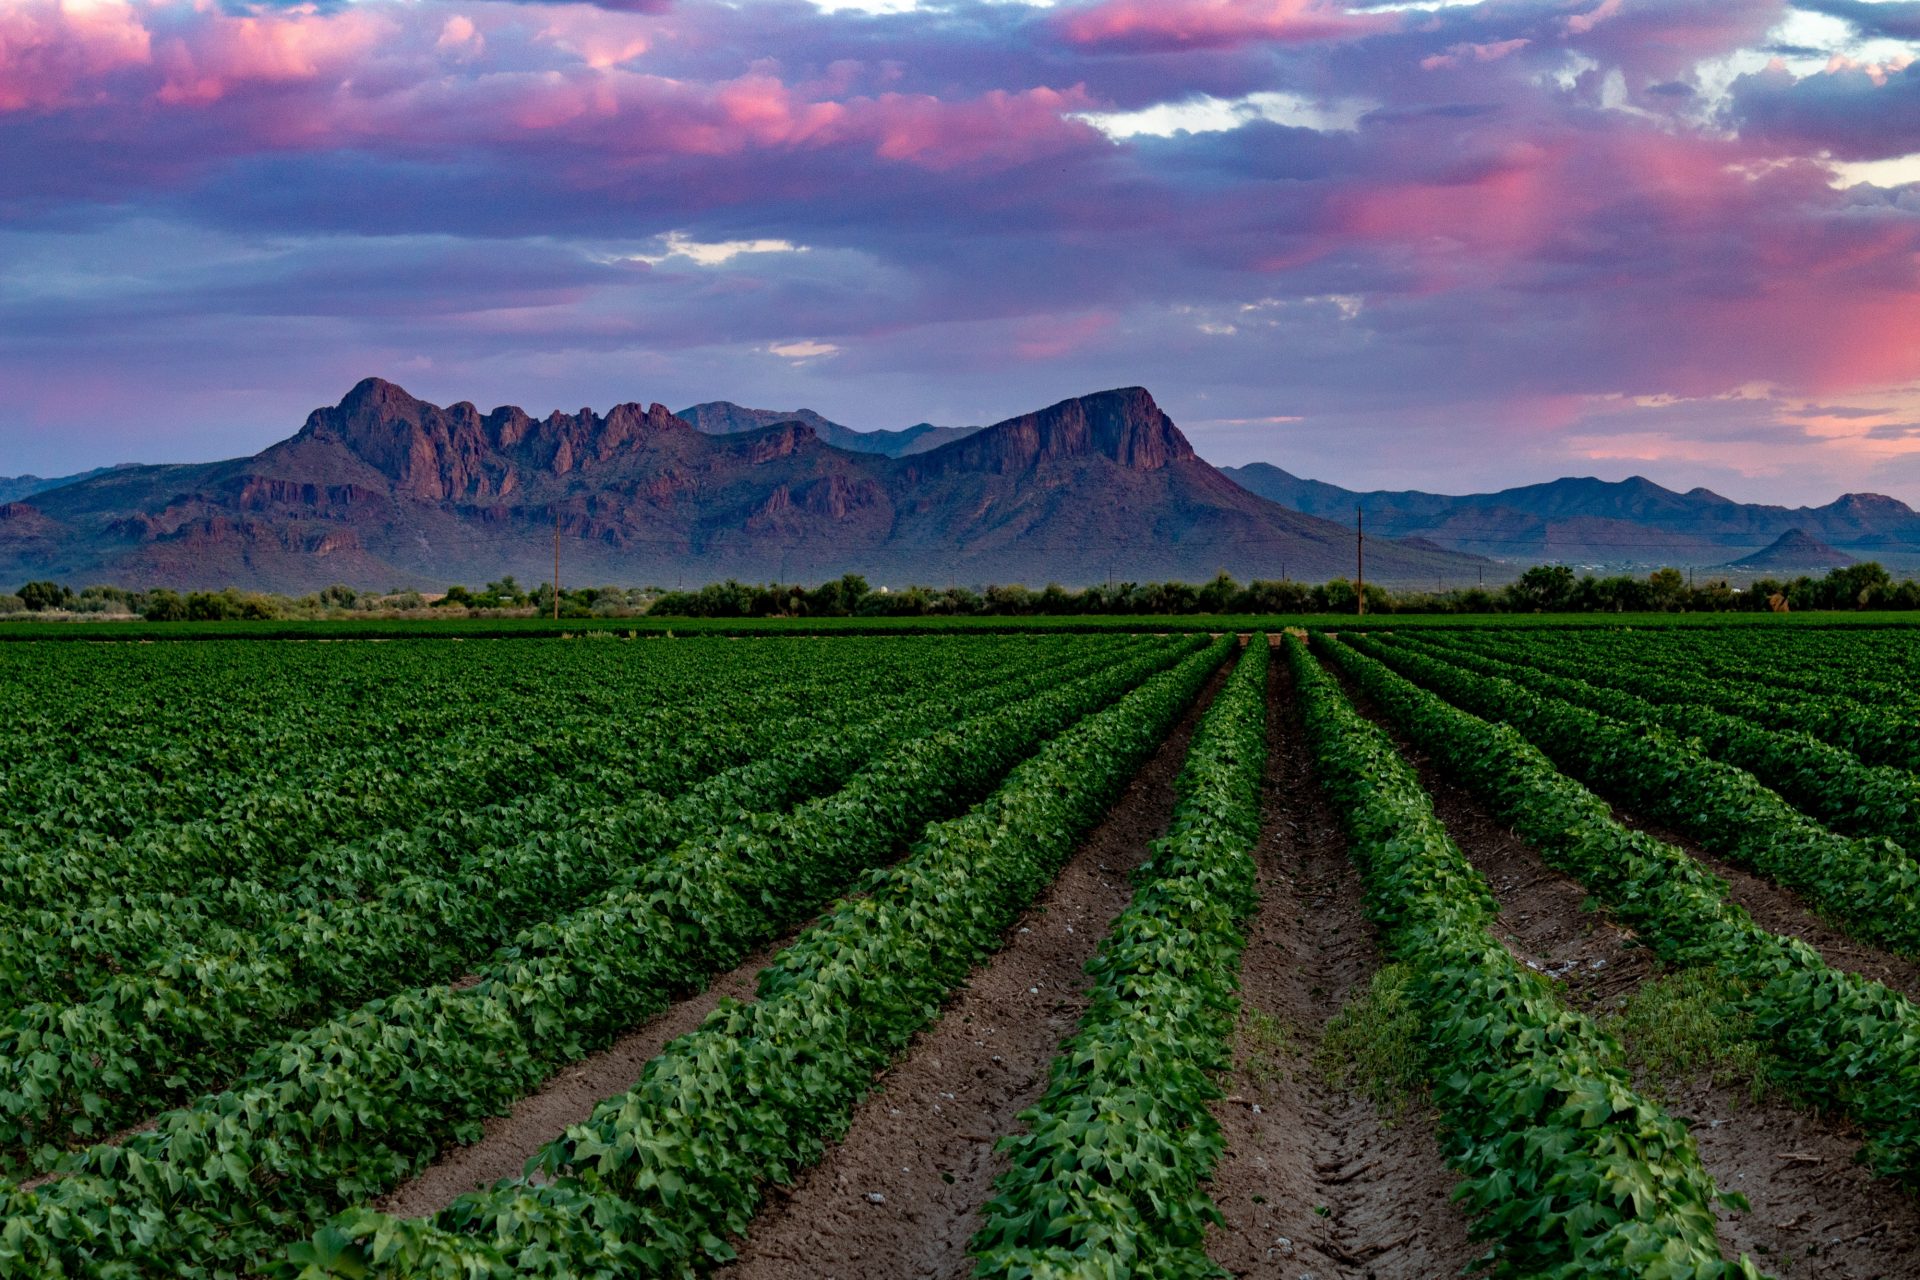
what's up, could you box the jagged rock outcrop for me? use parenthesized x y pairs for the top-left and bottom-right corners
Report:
(2, 380), (1482, 592)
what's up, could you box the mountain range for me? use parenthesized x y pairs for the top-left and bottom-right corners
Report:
(0, 381), (1473, 592)
(1222, 464), (1920, 570)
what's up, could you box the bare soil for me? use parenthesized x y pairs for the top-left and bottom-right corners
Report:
(375, 935), (793, 1216)
(1204, 657), (1481, 1280)
(713, 658), (1234, 1280)
(1335, 662), (1920, 1278)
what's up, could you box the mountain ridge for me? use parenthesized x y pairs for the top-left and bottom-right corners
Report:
(0, 381), (1476, 591)
(676, 401), (980, 458)
(1222, 462), (1920, 566)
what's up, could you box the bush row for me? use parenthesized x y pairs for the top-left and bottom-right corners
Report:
(1352, 633), (1920, 956)
(969, 637), (1270, 1279)
(1320, 633), (1920, 1187)
(0, 636), (1203, 1279)
(1290, 635), (1753, 1279)
(288, 638), (1237, 1278)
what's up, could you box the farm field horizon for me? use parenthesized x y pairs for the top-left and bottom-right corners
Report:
(5, 624), (1920, 1277)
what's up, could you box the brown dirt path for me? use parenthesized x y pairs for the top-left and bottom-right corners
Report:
(374, 933), (795, 1216)
(1204, 655), (1480, 1280)
(1611, 810), (1920, 1004)
(713, 657), (1235, 1280)
(1334, 662), (1920, 1279)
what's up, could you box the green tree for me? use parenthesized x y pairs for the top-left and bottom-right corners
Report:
(1504, 564), (1577, 612)
(17, 580), (71, 612)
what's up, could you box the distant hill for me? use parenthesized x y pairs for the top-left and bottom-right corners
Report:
(1222, 462), (1920, 567)
(0, 466), (126, 505)
(1729, 529), (1855, 570)
(676, 402), (980, 458)
(0, 381), (1483, 592)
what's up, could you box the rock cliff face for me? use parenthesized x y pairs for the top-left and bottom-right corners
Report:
(913, 388), (1192, 476)
(0, 381), (1480, 591)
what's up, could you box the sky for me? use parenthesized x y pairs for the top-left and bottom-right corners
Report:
(4, 0), (1920, 503)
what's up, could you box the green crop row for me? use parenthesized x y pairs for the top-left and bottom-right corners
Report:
(0, 637), (1069, 1018)
(1353, 633), (1920, 957)
(1470, 628), (1920, 771)
(1318, 632), (1920, 1190)
(285, 637), (1237, 1279)
(0, 640), (1141, 1173)
(0, 642), (759, 902)
(0, 637), (1203, 1279)
(1289, 636), (1754, 1279)
(1402, 631), (1920, 854)
(1530, 626), (1920, 708)
(968, 638), (1268, 1279)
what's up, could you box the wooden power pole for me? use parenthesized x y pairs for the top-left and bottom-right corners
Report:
(1356, 505), (1366, 616)
(553, 505), (561, 621)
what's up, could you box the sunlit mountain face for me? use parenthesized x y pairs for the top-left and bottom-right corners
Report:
(5, 0), (1920, 508)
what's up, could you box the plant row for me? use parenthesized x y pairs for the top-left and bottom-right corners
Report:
(0, 636), (1102, 1024)
(0, 636), (1206, 1279)
(0, 635), (1083, 914)
(1401, 631), (1920, 854)
(1352, 633), (1920, 957)
(1318, 632), (1920, 1190)
(0, 641), (743, 898)
(1289, 636), (1755, 1279)
(0, 640), (1143, 1172)
(286, 636), (1237, 1279)
(1466, 628), (1920, 771)
(968, 638), (1269, 1279)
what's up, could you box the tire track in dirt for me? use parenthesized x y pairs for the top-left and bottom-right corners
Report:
(1204, 650), (1480, 1280)
(713, 657), (1236, 1280)
(1335, 661), (1920, 1279)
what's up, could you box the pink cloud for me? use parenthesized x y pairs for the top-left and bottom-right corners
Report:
(1011, 310), (1116, 360)
(0, 0), (151, 111)
(856, 86), (1096, 170)
(1421, 38), (1530, 72)
(1565, 0), (1623, 37)
(154, 9), (389, 106)
(1055, 0), (1389, 53)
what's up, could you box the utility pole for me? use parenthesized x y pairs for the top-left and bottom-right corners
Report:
(553, 504), (561, 621)
(1356, 505), (1366, 617)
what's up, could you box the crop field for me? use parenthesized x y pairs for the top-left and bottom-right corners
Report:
(3, 625), (1920, 1278)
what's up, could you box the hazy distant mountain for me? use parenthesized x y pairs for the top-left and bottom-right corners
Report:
(1729, 529), (1855, 571)
(676, 402), (980, 458)
(1222, 462), (1920, 567)
(0, 467), (126, 505)
(0, 381), (1481, 592)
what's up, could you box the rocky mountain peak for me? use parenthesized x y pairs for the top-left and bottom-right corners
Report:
(922, 386), (1195, 475)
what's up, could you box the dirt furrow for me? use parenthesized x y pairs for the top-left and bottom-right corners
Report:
(373, 932), (797, 1217)
(1336, 668), (1920, 1279)
(1609, 808), (1920, 1004)
(713, 658), (1234, 1280)
(1204, 655), (1479, 1280)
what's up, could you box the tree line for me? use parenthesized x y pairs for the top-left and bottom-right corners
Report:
(7, 560), (1919, 621)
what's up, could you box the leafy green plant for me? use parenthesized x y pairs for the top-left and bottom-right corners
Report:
(1352, 632), (1920, 957)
